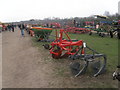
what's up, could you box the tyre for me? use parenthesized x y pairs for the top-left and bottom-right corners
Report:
(89, 32), (92, 35)
(52, 49), (62, 59)
(43, 44), (50, 49)
(101, 33), (105, 37)
(99, 33), (101, 36)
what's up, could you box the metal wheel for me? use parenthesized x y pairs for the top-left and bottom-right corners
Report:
(43, 44), (50, 49)
(91, 54), (107, 77)
(89, 32), (92, 35)
(70, 60), (89, 77)
(52, 49), (62, 59)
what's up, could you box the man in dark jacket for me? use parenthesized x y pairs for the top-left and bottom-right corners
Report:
(11, 24), (14, 32)
(20, 24), (25, 37)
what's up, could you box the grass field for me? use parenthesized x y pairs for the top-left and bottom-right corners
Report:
(31, 30), (119, 88)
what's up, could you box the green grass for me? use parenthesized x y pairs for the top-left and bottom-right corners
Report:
(31, 30), (119, 88)
(32, 31), (118, 72)
(51, 30), (118, 71)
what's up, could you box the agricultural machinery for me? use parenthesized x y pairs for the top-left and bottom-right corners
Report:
(89, 21), (112, 37)
(44, 27), (107, 77)
(84, 21), (95, 28)
(35, 22), (107, 77)
(64, 20), (92, 34)
(113, 65), (120, 81)
(49, 29), (81, 59)
(65, 26), (91, 34)
(112, 20), (120, 39)
(28, 27), (53, 42)
(89, 15), (120, 38)
(26, 22), (62, 43)
(69, 43), (107, 77)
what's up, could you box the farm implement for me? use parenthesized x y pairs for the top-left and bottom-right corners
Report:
(49, 29), (82, 59)
(29, 27), (53, 42)
(47, 28), (107, 77)
(89, 15), (120, 38)
(89, 20), (120, 38)
(65, 26), (91, 34)
(69, 43), (107, 77)
(113, 65), (120, 81)
(89, 28), (108, 37)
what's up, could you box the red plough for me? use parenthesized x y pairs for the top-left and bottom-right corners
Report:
(65, 26), (91, 34)
(49, 29), (84, 59)
(49, 28), (107, 77)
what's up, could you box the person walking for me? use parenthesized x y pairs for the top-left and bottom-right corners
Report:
(7, 24), (11, 32)
(20, 24), (25, 37)
(11, 24), (14, 32)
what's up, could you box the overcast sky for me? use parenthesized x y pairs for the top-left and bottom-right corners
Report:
(0, 0), (119, 22)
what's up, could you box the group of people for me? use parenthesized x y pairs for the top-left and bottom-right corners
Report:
(1, 24), (16, 32)
(0, 23), (27, 37)
(7, 24), (16, 32)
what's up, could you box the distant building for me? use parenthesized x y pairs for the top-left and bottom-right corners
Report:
(118, 1), (120, 15)
(104, 11), (110, 16)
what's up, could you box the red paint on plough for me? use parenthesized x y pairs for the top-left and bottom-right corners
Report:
(49, 29), (84, 59)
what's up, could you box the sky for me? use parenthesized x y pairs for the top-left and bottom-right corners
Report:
(0, 0), (120, 22)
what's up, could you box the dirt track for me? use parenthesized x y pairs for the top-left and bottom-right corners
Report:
(2, 28), (59, 88)
(0, 33), (2, 89)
